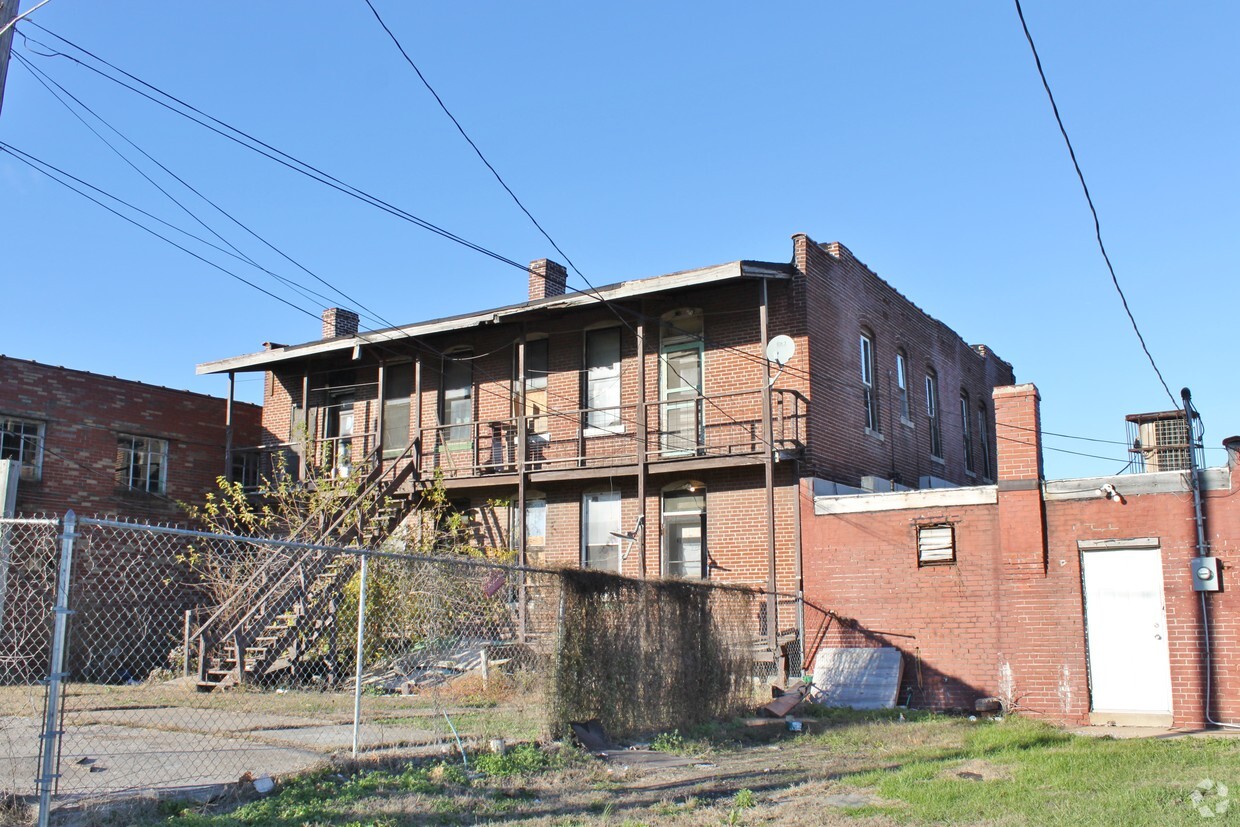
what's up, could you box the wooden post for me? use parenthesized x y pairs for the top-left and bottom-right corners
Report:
(759, 280), (778, 664)
(375, 361), (386, 469)
(516, 334), (528, 643)
(224, 371), (235, 481)
(635, 310), (648, 578)
(0, 2), (19, 120)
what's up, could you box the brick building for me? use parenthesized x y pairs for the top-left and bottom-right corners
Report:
(197, 233), (1013, 668)
(804, 383), (1239, 729)
(0, 356), (261, 521)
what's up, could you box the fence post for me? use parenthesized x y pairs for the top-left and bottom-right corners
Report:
(351, 551), (370, 757)
(37, 510), (77, 827)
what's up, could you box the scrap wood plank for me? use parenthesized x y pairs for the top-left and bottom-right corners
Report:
(759, 680), (812, 718)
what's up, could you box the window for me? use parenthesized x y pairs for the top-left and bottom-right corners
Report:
(860, 331), (880, 433)
(514, 338), (550, 435)
(441, 351), (473, 444)
(978, 404), (992, 480)
(584, 328), (621, 432)
(508, 492), (547, 552)
(926, 371), (943, 460)
(895, 350), (911, 422)
(961, 391), (975, 475)
(663, 482), (706, 578)
(117, 434), (168, 494)
(661, 310), (704, 453)
(582, 489), (622, 571)
(917, 523), (956, 565)
(1, 417), (44, 481)
(381, 362), (414, 459)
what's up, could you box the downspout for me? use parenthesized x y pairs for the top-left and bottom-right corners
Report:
(1183, 388), (1240, 729)
(636, 310), (648, 579)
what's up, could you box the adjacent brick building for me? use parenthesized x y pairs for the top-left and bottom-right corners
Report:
(804, 383), (1239, 729)
(0, 356), (261, 521)
(197, 232), (1014, 669)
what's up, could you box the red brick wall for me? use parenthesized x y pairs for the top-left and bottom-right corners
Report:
(2, 357), (261, 521)
(794, 235), (1015, 490)
(803, 383), (1240, 729)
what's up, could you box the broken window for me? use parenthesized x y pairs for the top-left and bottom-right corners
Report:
(117, 434), (168, 494)
(1, 417), (44, 481)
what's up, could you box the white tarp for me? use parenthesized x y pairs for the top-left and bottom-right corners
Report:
(809, 647), (904, 709)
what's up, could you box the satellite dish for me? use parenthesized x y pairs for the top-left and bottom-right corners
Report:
(765, 335), (796, 366)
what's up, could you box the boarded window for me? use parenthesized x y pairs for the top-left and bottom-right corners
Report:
(917, 524), (955, 565)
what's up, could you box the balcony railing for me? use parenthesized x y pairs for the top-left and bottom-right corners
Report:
(422, 386), (805, 480)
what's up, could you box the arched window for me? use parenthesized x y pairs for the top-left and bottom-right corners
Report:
(663, 481), (706, 578)
(961, 390), (975, 474)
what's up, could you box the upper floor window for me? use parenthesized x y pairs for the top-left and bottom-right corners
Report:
(1, 417), (44, 481)
(978, 404), (993, 481)
(926, 370), (943, 460)
(584, 328), (621, 432)
(381, 362), (414, 459)
(514, 337), (550, 436)
(441, 350), (473, 444)
(117, 434), (168, 494)
(961, 391), (975, 475)
(895, 350), (910, 423)
(860, 331), (879, 433)
(661, 310), (704, 454)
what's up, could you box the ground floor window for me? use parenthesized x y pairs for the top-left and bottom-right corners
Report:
(663, 482), (706, 578)
(582, 489), (622, 571)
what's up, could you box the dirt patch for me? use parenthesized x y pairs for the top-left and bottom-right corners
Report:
(942, 757), (1012, 782)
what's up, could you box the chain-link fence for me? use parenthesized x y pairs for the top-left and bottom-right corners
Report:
(0, 514), (797, 825)
(0, 517), (60, 812)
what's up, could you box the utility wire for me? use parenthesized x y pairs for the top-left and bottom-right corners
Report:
(1012, 0), (1177, 407)
(22, 23), (529, 274)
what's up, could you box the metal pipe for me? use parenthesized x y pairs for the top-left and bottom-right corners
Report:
(759, 280), (778, 665)
(37, 510), (76, 827)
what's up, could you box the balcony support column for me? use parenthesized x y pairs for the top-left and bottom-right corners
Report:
(760, 279), (778, 664)
(517, 332), (529, 642)
(224, 371), (235, 482)
(636, 308), (648, 579)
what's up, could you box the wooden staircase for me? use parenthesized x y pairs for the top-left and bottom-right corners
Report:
(190, 442), (422, 690)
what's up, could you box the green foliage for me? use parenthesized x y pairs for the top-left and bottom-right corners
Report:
(650, 729), (686, 753)
(472, 742), (556, 777)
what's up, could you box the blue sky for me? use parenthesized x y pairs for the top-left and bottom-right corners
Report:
(2, 1), (1236, 479)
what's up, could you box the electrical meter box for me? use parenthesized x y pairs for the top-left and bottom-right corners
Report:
(1192, 557), (1221, 592)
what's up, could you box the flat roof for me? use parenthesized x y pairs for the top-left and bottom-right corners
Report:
(197, 259), (792, 375)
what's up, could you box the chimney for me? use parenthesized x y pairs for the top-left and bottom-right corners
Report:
(322, 308), (359, 339)
(528, 259), (568, 301)
(993, 383), (1047, 577)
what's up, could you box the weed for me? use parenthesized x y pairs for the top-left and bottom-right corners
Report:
(650, 729), (685, 753)
(473, 742), (555, 777)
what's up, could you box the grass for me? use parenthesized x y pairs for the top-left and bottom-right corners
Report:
(79, 711), (1240, 825)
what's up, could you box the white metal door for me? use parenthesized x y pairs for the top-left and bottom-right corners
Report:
(1081, 546), (1172, 713)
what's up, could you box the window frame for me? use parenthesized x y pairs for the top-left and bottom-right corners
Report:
(895, 350), (911, 424)
(961, 390), (975, 476)
(440, 349), (474, 447)
(581, 488), (623, 571)
(116, 433), (169, 495)
(925, 370), (943, 461)
(978, 403), (993, 481)
(860, 330), (880, 435)
(583, 327), (623, 435)
(0, 416), (45, 482)
(662, 481), (707, 579)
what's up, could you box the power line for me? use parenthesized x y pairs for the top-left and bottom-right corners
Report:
(1012, 0), (1177, 408)
(21, 23), (530, 274)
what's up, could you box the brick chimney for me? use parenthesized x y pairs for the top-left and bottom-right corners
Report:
(528, 259), (567, 301)
(993, 384), (1047, 577)
(322, 307), (359, 339)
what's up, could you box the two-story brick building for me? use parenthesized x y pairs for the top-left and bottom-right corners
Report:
(0, 356), (262, 521)
(197, 232), (1014, 668)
